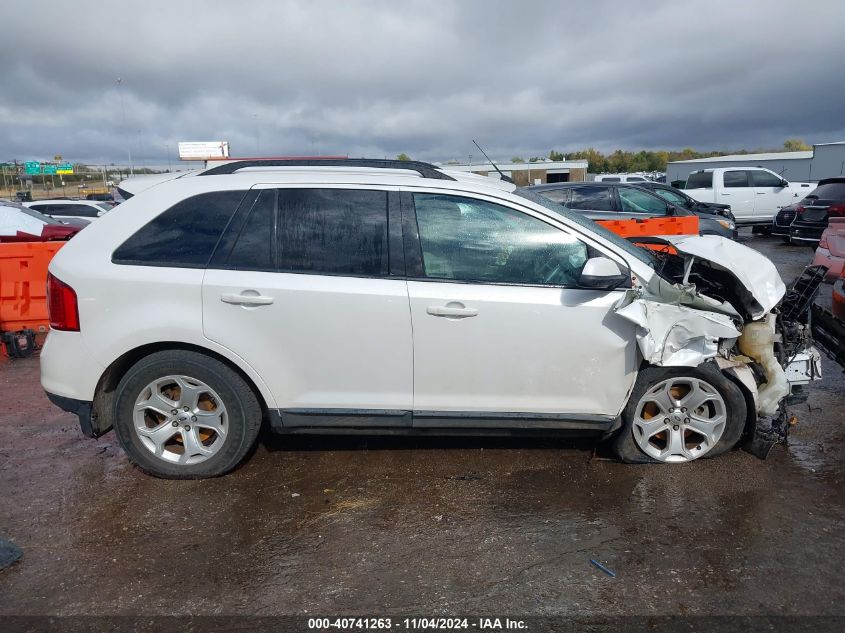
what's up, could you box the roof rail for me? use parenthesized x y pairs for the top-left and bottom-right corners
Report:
(198, 158), (456, 181)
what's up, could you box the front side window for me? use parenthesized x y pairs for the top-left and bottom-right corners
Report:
(54, 204), (98, 218)
(567, 186), (615, 211)
(112, 190), (245, 267)
(276, 189), (388, 276)
(653, 188), (687, 206)
(618, 188), (669, 215)
(414, 193), (592, 286)
(724, 171), (750, 188)
(750, 170), (784, 187)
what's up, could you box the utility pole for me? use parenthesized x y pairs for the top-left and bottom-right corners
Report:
(116, 77), (134, 175)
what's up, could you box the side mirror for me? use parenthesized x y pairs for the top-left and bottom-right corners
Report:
(780, 180), (789, 187)
(579, 256), (629, 290)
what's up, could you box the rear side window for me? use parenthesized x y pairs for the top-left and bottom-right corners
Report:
(723, 171), (750, 188)
(53, 204), (98, 218)
(277, 189), (388, 276)
(567, 186), (615, 211)
(112, 190), (245, 267)
(225, 190), (276, 270)
(685, 172), (713, 189)
(626, 176), (646, 182)
(537, 188), (570, 204)
(599, 176), (621, 183)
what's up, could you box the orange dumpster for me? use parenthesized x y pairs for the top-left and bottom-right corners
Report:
(597, 215), (699, 254)
(0, 241), (65, 334)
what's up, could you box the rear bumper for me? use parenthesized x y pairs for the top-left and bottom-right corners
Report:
(790, 223), (826, 243)
(834, 278), (845, 320)
(45, 391), (98, 438)
(771, 221), (792, 236)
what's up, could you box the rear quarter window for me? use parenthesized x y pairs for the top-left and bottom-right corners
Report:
(685, 172), (713, 189)
(809, 182), (845, 199)
(112, 190), (245, 267)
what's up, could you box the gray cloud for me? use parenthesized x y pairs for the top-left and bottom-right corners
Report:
(2, 0), (844, 166)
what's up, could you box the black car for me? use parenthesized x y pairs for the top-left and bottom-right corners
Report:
(525, 182), (737, 239)
(789, 178), (845, 246)
(772, 203), (798, 241)
(635, 181), (736, 223)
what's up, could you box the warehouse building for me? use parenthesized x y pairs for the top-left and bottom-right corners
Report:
(666, 141), (845, 186)
(439, 160), (588, 186)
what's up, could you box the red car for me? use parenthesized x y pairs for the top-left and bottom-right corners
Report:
(812, 217), (845, 282)
(0, 200), (86, 242)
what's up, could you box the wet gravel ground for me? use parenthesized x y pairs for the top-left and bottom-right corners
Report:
(0, 231), (842, 617)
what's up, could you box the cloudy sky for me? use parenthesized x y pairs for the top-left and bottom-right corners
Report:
(2, 0), (844, 166)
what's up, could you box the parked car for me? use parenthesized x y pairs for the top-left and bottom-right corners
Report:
(25, 199), (112, 223)
(41, 158), (819, 478)
(812, 217), (845, 281)
(635, 181), (735, 221)
(788, 178), (845, 246)
(683, 167), (813, 227)
(527, 181), (736, 238)
(0, 201), (86, 242)
(772, 203), (799, 241)
(594, 174), (651, 183)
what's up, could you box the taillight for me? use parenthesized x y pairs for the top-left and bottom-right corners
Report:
(795, 205), (805, 215)
(47, 273), (80, 331)
(820, 233), (829, 249)
(828, 204), (845, 217)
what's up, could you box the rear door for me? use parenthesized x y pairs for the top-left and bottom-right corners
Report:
(202, 186), (413, 426)
(720, 170), (755, 221)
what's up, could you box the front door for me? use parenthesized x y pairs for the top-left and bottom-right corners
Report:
(405, 192), (638, 425)
(202, 187), (413, 424)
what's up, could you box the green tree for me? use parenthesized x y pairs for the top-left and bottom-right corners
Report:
(396, 153), (411, 161)
(548, 150), (565, 161)
(510, 156), (525, 163)
(783, 138), (811, 151)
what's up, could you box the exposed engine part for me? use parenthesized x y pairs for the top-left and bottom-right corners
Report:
(745, 407), (790, 460)
(738, 315), (790, 417)
(779, 264), (828, 322)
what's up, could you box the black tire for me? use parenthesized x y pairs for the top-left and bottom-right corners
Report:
(112, 350), (262, 479)
(613, 363), (747, 464)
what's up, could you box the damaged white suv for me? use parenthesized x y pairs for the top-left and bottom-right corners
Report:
(41, 159), (821, 478)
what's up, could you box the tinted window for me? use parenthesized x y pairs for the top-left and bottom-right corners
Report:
(226, 190), (276, 270)
(808, 182), (845, 200)
(567, 186), (615, 211)
(51, 204), (98, 218)
(537, 188), (570, 204)
(618, 188), (669, 215)
(750, 170), (784, 187)
(627, 176), (646, 182)
(113, 191), (244, 267)
(600, 177), (621, 183)
(686, 172), (713, 188)
(724, 171), (750, 188)
(414, 193), (593, 286)
(277, 189), (387, 276)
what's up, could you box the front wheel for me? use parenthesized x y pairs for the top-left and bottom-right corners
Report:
(613, 364), (747, 463)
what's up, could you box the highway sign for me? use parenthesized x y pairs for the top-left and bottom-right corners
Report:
(24, 161), (41, 175)
(56, 163), (74, 175)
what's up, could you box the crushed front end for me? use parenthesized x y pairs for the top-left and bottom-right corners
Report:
(615, 235), (824, 459)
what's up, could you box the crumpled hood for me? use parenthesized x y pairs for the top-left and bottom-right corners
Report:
(662, 234), (786, 319)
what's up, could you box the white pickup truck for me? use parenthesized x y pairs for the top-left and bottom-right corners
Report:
(683, 167), (813, 225)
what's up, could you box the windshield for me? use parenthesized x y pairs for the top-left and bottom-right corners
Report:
(514, 188), (656, 268)
(96, 202), (113, 212)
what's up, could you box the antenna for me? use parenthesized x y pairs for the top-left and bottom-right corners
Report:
(472, 140), (514, 183)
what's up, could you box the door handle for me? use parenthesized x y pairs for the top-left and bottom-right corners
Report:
(221, 292), (274, 306)
(427, 304), (478, 318)
(756, 192), (767, 194)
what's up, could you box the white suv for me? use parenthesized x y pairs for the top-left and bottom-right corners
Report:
(40, 159), (820, 478)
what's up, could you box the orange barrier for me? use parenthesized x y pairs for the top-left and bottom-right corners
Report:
(597, 215), (699, 238)
(0, 241), (64, 333)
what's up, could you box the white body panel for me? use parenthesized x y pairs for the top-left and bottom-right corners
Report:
(202, 270), (413, 410)
(683, 168), (810, 223)
(408, 280), (637, 415)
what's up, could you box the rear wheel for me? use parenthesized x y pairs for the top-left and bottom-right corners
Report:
(112, 350), (262, 478)
(613, 364), (747, 463)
